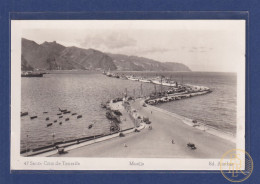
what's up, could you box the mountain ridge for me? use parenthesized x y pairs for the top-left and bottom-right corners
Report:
(21, 38), (191, 72)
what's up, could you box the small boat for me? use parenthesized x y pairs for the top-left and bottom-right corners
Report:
(192, 120), (198, 124)
(54, 120), (57, 123)
(106, 111), (113, 120)
(71, 113), (77, 116)
(110, 126), (116, 132)
(65, 118), (69, 121)
(77, 115), (82, 119)
(113, 110), (122, 116)
(21, 112), (28, 117)
(134, 129), (140, 132)
(46, 117), (49, 121)
(100, 102), (107, 108)
(59, 122), (62, 125)
(47, 123), (53, 127)
(30, 116), (37, 120)
(59, 116), (63, 118)
(106, 111), (121, 123)
(88, 124), (93, 129)
(43, 112), (48, 114)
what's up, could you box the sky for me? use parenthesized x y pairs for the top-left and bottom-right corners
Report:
(19, 20), (245, 72)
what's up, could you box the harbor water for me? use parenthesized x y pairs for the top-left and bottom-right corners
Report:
(21, 71), (236, 151)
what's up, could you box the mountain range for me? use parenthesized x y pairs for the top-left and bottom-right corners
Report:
(21, 38), (191, 72)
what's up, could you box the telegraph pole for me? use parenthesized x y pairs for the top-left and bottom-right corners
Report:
(125, 88), (127, 97)
(26, 134), (29, 156)
(52, 133), (55, 147)
(160, 76), (163, 95)
(154, 84), (157, 96)
(140, 83), (143, 97)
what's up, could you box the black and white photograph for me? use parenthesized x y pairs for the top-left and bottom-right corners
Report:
(11, 20), (245, 170)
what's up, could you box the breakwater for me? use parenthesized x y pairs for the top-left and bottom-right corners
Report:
(103, 71), (212, 106)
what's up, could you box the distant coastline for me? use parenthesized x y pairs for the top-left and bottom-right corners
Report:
(22, 38), (191, 72)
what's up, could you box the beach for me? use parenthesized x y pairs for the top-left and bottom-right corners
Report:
(53, 98), (235, 158)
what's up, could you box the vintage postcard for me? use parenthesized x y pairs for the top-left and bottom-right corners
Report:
(11, 20), (246, 170)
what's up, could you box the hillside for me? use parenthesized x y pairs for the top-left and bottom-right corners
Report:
(107, 53), (191, 71)
(21, 38), (191, 72)
(22, 38), (116, 71)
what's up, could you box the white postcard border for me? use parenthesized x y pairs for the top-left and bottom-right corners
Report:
(11, 20), (246, 171)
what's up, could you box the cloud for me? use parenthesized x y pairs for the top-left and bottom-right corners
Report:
(185, 46), (213, 53)
(137, 47), (171, 54)
(79, 33), (172, 56)
(80, 33), (137, 50)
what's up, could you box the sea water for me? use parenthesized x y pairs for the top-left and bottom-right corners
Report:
(21, 71), (236, 151)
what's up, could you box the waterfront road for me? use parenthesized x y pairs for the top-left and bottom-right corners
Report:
(55, 99), (235, 158)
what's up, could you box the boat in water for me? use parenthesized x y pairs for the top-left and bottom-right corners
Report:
(21, 71), (44, 77)
(100, 102), (107, 108)
(46, 123), (53, 127)
(127, 76), (139, 81)
(151, 80), (161, 85)
(161, 82), (176, 87)
(20, 112), (28, 117)
(139, 78), (151, 83)
(30, 116), (37, 120)
(77, 115), (82, 119)
(151, 77), (176, 87)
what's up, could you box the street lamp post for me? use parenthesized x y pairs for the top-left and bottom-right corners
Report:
(26, 134), (29, 156)
(52, 133), (55, 147)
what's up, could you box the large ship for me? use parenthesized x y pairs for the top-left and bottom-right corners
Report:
(21, 71), (44, 77)
(151, 77), (176, 87)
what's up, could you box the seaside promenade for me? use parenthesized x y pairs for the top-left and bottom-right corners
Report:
(55, 99), (235, 158)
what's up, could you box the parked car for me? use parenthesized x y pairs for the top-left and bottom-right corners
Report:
(187, 143), (197, 150)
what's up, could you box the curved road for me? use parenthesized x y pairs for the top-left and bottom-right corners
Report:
(55, 99), (235, 158)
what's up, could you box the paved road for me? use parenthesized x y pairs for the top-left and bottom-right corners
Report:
(56, 99), (235, 158)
